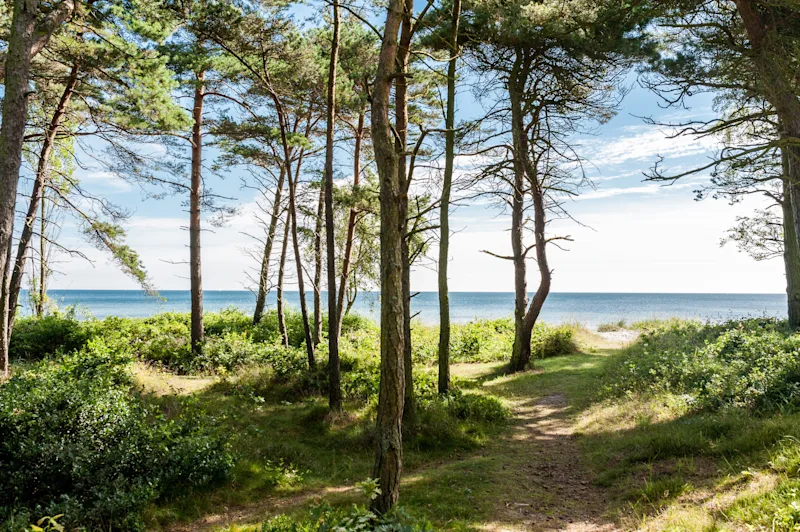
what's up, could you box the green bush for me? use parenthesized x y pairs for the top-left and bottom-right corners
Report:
(260, 503), (433, 532)
(532, 323), (576, 359)
(0, 341), (233, 531)
(444, 391), (508, 423)
(450, 318), (514, 362)
(9, 310), (91, 360)
(603, 318), (800, 413)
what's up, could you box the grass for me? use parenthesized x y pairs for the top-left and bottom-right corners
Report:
(137, 320), (800, 531)
(140, 329), (612, 531)
(9, 315), (800, 531)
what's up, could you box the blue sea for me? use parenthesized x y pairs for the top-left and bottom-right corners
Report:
(23, 290), (789, 327)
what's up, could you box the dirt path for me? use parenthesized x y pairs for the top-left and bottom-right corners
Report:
(489, 392), (618, 532)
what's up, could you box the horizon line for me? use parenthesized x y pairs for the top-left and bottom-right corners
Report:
(39, 289), (788, 296)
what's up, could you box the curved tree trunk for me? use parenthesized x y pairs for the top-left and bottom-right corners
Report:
(253, 166), (287, 324)
(336, 112), (365, 338)
(325, 0), (342, 411)
(370, 0), (406, 513)
(508, 52), (551, 372)
(8, 61), (79, 332)
(288, 170), (315, 368)
(438, 0), (461, 395)
(190, 71), (206, 356)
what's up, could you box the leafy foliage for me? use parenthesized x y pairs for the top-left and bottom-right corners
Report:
(0, 342), (233, 531)
(260, 503), (433, 531)
(603, 318), (800, 413)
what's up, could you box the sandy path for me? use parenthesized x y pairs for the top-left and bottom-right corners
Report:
(489, 393), (618, 532)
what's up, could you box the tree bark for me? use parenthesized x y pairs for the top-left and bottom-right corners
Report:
(0, 0), (74, 378)
(288, 169), (315, 368)
(37, 190), (45, 317)
(190, 71), (205, 356)
(8, 61), (79, 330)
(396, 0), (414, 426)
(508, 52), (551, 372)
(438, 0), (461, 395)
(313, 181), (324, 346)
(782, 147), (800, 327)
(336, 112), (365, 338)
(370, 0), (405, 513)
(325, 0), (342, 411)
(253, 166), (287, 324)
(734, 1), (800, 276)
(277, 207), (290, 347)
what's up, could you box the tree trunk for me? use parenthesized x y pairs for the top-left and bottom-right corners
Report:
(0, 0), (44, 378)
(313, 181), (324, 346)
(253, 166), (287, 324)
(507, 52), (552, 372)
(734, 1), (800, 272)
(508, 56), (530, 372)
(325, 0), (342, 411)
(438, 0), (460, 395)
(336, 112), (364, 338)
(190, 72), (205, 356)
(36, 191), (45, 317)
(8, 61), (79, 330)
(370, 0), (405, 513)
(396, 0), (414, 426)
(782, 147), (800, 327)
(277, 207), (290, 347)
(288, 170), (315, 368)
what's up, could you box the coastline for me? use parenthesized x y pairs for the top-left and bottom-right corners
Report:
(21, 289), (789, 327)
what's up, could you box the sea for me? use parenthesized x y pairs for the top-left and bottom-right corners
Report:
(23, 290), (789, 328)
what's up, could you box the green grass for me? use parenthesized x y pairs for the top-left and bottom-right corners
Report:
(9, 314), (800, 531)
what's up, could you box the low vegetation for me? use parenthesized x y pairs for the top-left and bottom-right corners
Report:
(580, 318), (800, 530)
(9, 313), (800, 531)
(603, 317), (800, 412)
(0, 340), (232, 531)
(3, 310), (575, 530)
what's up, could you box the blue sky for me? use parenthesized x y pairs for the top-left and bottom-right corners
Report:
(46, 67), (785, 294)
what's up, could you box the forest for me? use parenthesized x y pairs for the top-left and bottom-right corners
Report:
(2, 0), (800, 530)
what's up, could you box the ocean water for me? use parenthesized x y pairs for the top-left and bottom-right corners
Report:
(25, 290), (788, 327)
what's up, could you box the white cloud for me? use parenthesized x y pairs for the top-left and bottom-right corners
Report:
(575, 182), (694, 201)
(81, 171), (133, 193)
(584, 126), (720, 167)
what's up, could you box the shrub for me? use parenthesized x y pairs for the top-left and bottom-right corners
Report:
(450, 319), (514, 362)
(260, 503), (433, 532)
(9, 310), (91, 360)
(597, 320), (626, 332)
(0, 341), (233, 531)
(444, 391), (508, 423)
(532, 323), (576, 359)
(603, 318), (800, 413)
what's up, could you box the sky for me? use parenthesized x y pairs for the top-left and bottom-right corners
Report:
(44, 71), (786, 295)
